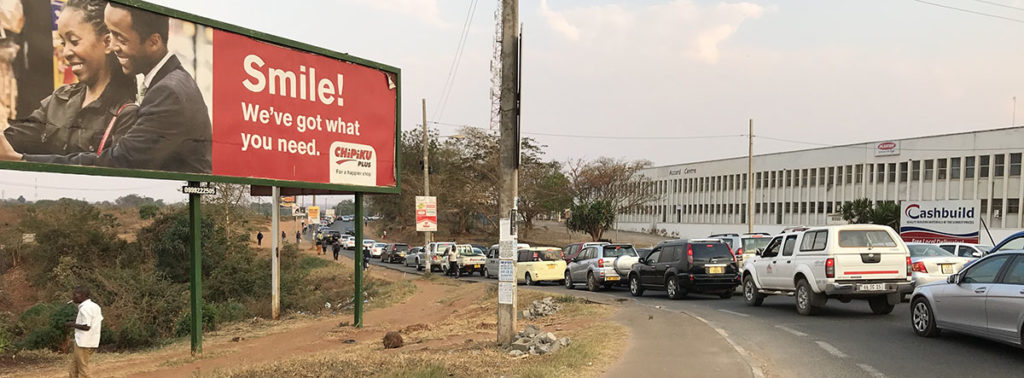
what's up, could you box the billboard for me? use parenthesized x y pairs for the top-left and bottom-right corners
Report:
(0, 0), (399, 193)
(291, 205), (305, 217)
(307, 206), (320, 224)
(415, 196), (437, 232)
(874, 141), (900, 156)
(900, 200), (980, 243)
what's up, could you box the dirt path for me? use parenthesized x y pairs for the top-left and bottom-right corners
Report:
(12, 249), (484, 378)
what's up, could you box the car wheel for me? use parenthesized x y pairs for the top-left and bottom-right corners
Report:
(416, 261), (423, 271)
(629, 275), (644, 297)
(667, 277), (686, 299)
(869, 296), (895, 315)
(525, 273), (534, 286)
(743, 276), (765, 306)
(795, 279), (820, 315)
(587, 273), (601, 292)
(719, 290), (733, 299)
(911, 297), (941, 337)
(564, 272), (574, 289)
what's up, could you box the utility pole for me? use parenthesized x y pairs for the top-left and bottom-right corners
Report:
(422, 99), (432, 273)
(497, 0), (519, 347)
(748, 119), (753, 234)
(271, 186), (280, 320)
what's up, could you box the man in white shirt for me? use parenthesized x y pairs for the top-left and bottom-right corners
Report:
(66, 286), (102, 378)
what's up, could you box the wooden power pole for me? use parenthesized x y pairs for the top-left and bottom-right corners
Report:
(422, 99), (432, 272)
(497, 0), (519, 346)
(748, 119), (753, 234)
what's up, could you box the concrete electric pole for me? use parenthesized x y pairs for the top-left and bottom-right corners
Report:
(497, 0), (519, 347)
(422, 98), (432, 273)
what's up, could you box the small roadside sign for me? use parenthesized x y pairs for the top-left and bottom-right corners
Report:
(22, 233), (35, 244)
(182, 186), (217, 195)
(498, 282), (515, 305)
(499, 260), (515, 282)
(415, 196), (437, 232)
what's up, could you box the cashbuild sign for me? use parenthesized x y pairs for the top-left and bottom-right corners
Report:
(0, 0), (399, 193)
(900, 200), (980, 243)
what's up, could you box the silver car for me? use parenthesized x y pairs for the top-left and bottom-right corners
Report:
(907, 243), (971, 287)
(565, 244), (638, 291)
(910, 250), (1024, 348)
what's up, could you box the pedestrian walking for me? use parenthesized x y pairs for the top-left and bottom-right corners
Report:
(382, 230), (387, 240)
(281, 231), (286, 244)
(256, 231), (263, 246)
(295, 230), (301, 245)
(362, 246), (371, 271)
(321, 236), (328, 255)
(332, 238), (342, 261)
(66, 286), (102, 378)
(446, 246), (459, 278)
(316, 232), (324, 255)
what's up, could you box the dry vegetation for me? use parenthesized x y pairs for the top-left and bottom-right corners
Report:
(214, 285), (626, 378)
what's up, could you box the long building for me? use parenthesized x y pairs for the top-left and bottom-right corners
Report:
(617, 126), (1024, 243)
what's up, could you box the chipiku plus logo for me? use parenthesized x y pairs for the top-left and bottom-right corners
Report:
(329, 141), (376, 186)
(904, 204), (975, 220)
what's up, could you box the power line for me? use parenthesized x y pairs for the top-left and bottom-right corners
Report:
(910, 0), (1024, 24)
(433, 0), (479, 121)
(968, 0), (1024, 12)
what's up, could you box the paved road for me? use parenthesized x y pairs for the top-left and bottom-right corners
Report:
(321, 222), (1023, 377)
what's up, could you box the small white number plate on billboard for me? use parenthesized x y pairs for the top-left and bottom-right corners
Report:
(499, 260), (515, 282)
(498, 282), (515, 305)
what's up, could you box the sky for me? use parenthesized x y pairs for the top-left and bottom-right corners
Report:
(2, 0), (1023, 204)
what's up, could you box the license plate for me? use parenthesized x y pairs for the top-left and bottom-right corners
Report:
(940, 264), (953, 274)
(707, 265), (725, 274)
(474, 264), (481, 268)
(605, 276), (620, 281)
(857, 283), (886, 291)
(547, 264), (555, 269)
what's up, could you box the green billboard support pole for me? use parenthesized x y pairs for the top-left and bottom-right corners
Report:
(354, 193), (364, 328)
(188, 181), (203, 355)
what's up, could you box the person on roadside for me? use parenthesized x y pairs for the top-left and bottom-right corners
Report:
(321, 235), (328, 255)
(295, 230), (300, 245)
(281, 231), (286, 245)
(446, 246), (459, 278)
(256, 231), (263, 246)
(361, 245), (370, 271)
(331, 238), (341, 261)
(66, 285), (102, 378)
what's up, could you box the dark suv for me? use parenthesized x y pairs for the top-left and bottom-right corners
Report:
(627, 239), (740, 299)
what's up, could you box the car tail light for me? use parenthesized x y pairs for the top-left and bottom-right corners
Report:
(736, 248), (743, 256)
(912, 261), (927, 273)
(687, 245), (694, 265)
(907, 257), (913, 276)
(825, 258), (835, 278)
(598, 258), (605, 268)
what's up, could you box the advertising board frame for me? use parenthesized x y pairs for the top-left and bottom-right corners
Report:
(0, 0), (402, 195)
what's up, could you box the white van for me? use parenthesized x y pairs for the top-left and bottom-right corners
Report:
(741, 224), (913, 315)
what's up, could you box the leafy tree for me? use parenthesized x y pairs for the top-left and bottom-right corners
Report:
(871, 201), (900, 229)
(840, 198), (874, 224)
(518, 160), (570, 235)
(566, 200), (616, 241)
(335, 199), (355, 216)
(114, 194), (164, 208)
(16, 195), (25, 204)
(566, 157), (657, 214)
(138, 204), (160, 220)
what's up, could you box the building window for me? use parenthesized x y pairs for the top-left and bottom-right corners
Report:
(785, 170), (792, 187)
(801, 202), (807, 214)
(844, 165), (852, 184)
(937, 159), (947, 180)
(827, 202), (834, 213)
(770, 171), (776, 188)
(924, 160), (933, 180)
(818, 168), (825, 185)
(980, 155), (990, 178)
(980, 199), (988, 214)
(950, 158), (960, 179)
(965, 156), (976, 178)
(827, 167), (835, 186)
(911, 161), (920, 181)
(809, 169), (817, 186)
(876, 163), (884, 182)
(994, 154), (1005, 177)
(1011, 153), (1021, 176)
(856, 164), (863, 184)
(818, 201), (825, 213)
(799, 169), (806, 187)
(1008, 199), (1020, 214)
(993, 199), (1003, 217)
(899, 162), (908, 182)
(888, 163), (896, 182)
(785, 203), (791, 213)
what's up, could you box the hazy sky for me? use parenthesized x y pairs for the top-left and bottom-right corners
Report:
(2, 0), (1022, 203)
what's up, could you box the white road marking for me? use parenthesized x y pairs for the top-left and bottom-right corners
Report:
(774, 325), (808, 337)
(718, 309), (750, 317)
(815, 341), (848, 358)
(683, 310), (766, 378)
(858, 364), (887, 378)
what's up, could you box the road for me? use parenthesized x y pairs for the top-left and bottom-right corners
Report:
(318, 220), (1024, 377)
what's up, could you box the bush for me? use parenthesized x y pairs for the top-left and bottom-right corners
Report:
(14, 302), (76, 351)
(173, 303), (219, 337)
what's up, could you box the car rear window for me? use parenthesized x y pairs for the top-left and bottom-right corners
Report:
(602, 245), (637, 258)
(838, 230), (897, 248)
(394, 245), (409, 251)
(908, 244), (954, 257)
(742, 237), (770, 253)
(691, 243), (732, 258)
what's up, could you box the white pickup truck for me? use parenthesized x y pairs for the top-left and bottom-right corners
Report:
(741, 224), (914, 315)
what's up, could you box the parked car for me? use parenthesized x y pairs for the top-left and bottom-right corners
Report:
(342, 235), (356, 249)
(440, 244), (487, 276)
(628, 239), (739, 299)
(418, 242), (455, 272)
(910, 250), (1024, 348)
(516, 247), (567, 285)
(404, 247), (424, 268)
(710, 234), (772, 271)
(361, 239), (377, 255)
(562, 241), (610, 263)
(565, 244), (639, 291)
(937, 243), (992, 259)
(741, 225), (913, 315)
(381, 243), (410, 263)
(907, 243), (972, 287)
(341, 215), (353, 222)
(484, 243), (531, 278)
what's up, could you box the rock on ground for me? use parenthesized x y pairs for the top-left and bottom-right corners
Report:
(383, 331), (404, 349)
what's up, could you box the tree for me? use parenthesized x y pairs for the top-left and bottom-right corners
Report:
(871, 201), (900, 229)
(840, 198), (874, 224)
(335, 199), (355, 216)
(566, 200), (616, 241)
(205, 183), (252, 233)
(566, 157), (657, 214)
(518, 159), (570, 235)
(840, 198), (900, 229)
(114, 194), (164, 208)
(138, 204), (160, 219)
(16, 195), (25, 204)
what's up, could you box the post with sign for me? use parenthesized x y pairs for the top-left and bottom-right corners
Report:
(271, 186), (280, 320)
(497, 208), (518, 345)
(354, 194), (365, 328)
(185, 182), (204, 355)
(416, 196), (437, 272)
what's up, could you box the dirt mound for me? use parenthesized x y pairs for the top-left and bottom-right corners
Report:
(1, 266), (38, 314)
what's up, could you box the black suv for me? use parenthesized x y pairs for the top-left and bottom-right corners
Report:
(628, 239), (740, 299)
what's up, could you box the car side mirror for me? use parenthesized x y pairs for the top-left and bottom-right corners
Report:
(638, 257), (646, 264)
(947, 274), (961, 285)
(971, 251), (982, 258)
(755, 249), (762, 256)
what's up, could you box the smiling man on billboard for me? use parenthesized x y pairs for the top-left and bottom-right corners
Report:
(0, 1), (212, 173)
